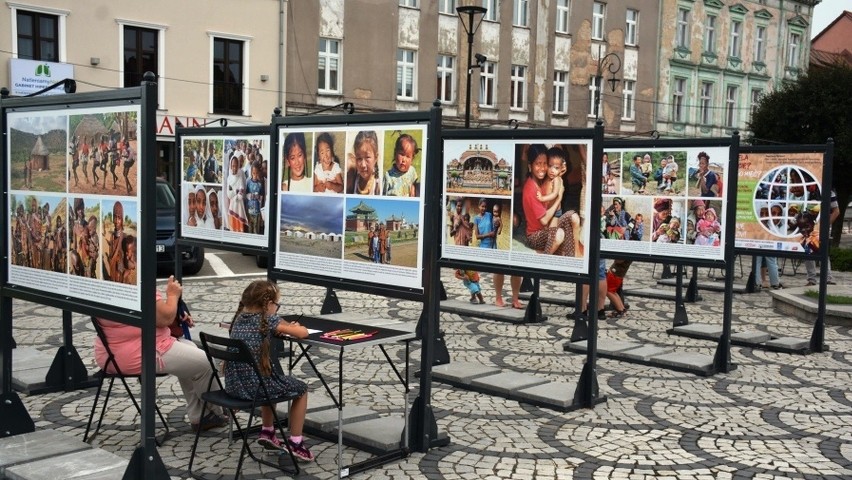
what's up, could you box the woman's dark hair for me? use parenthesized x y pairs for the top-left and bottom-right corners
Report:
(525, 144), (548, 176)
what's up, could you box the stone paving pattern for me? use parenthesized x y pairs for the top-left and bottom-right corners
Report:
(6, 262), (852, 479)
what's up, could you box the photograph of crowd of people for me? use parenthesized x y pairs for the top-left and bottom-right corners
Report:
(279, 128), (424, 198)
(68, 111), (139, 196)
(343, 198), (420, 268)
(181, 136), (269, 238)
(279, 194), (344, 259)
(10, 195), (67, 273)
(445, 197), (512, 250)
(101, 200), (138, 285)
(68, 197), (101, 279)
(8, 113), (68, 192)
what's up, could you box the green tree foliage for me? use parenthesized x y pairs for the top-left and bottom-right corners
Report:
(748, 62), (852, 246)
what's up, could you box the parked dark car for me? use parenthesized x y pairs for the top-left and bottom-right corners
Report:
(156, 179), (205, 275)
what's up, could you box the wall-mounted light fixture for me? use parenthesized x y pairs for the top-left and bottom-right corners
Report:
(260, 74), (269, 82)
(90, 57), (100, 66)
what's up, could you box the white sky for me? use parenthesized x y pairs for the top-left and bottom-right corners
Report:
(811, 0), (851, 38)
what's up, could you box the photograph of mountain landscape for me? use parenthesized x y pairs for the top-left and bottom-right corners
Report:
(278, 194), (344, 259)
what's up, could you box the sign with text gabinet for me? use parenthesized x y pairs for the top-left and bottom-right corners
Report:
(10, 58), (75, 96)
(6, 105), (142, 311)
(735, 151), (826, 255)
(179, 134), (270, 247)
(274, 124), (428, 290)
(441, 138), (594, 275)
(600, 146), (730, 261)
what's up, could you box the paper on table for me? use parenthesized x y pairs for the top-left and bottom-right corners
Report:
(307, 328), (322, 335)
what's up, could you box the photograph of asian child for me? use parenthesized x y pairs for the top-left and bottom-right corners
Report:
(606, 260), (632, 318)
(226, 280), (314, 461)
(604, 197), (644, 241)
(282, 132), (312, 193)
(313, 132), (344, 193)
(347, 130), (381, 195)
(455, 269), (485, 304)
(383, 132), (420, 197)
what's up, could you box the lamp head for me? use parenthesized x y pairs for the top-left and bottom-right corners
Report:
(474, 53), (488, 66)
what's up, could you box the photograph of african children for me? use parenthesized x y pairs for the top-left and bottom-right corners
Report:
(7, 113), (68, 192)
(281, 131), (314, 193)
(446, 196), (512, 250)
(68, 111), (139, 195)
(382, 129), (423, 197)
(184, 184), (225, 230)
(312, 131), (346, 194)
(621, 151), (687, 196)
(445, 143), (513, 196)
(101, 199), (138, 285)
(279, 194), (344, 259)
(9, 194), (67, 273)
(68, 197), (101, 279)
(601, 196), (650, 242)
(343, 198), (420, 267)
(184, 138), (224, 184)
(345, 130), (383, 195)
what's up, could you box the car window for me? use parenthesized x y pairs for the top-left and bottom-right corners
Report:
(156, 182), (176, 209)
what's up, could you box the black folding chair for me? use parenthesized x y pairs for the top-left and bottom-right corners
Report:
(84, 317), (170, 445)
(188, 332), (300, 479)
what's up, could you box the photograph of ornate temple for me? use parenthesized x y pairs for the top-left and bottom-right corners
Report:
(446, 144), (512, 195)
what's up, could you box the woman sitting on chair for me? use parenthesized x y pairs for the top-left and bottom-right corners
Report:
(93, 275), (228, 432)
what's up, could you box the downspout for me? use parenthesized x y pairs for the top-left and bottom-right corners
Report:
(279, 0), (287, 114)
(776, 0), (785, 87)
(653, 0), (663, 133)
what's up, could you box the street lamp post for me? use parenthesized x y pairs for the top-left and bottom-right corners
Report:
(593, 43), (622, 122)
(457, 5), (487, 128)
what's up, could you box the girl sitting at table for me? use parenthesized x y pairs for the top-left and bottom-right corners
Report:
(225, 279), (315, 462)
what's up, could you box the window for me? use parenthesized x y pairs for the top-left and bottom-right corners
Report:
(592, 2), (606, 40)
(439, 0), (456, 14)
(754, 26), (766, 63)
(703, 15), (716, 53)
(750, 88), (762, 118)
(510, 65), (526, 110)
(622, 80), (635, 121)
(672, 77), (686, 123)
(16, 10), (59, 61)
(513, 0), (529, 26)
(318, 38), (341, 93)
(699, 81), (713, 125)
(123, 26), (158, 87)
(483, 0), (498, 21)
(553, 70), (569, 114)
(399, 0), (417, 6)
(626, 9), (639, 46)
(397, 49), (417, 100)
(556, 0), (570, 33)
(479, 61), (496, 107)
(676, 9), (689, 49)
(436, 55), (455, 103)
(725, 85), (739, 127)
(787, 33), (800, 68)
(213, 37), (244, 115)
(589, 76), (601, 116)
(729, 20), (741, 58)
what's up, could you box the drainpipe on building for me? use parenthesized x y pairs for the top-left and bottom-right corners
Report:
(777, 0), (785, 87)
(279, 0), (287, 114)
(653, 0), (663, 131)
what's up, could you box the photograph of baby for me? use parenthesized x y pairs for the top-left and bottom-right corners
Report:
(101, 199), (138, 285)
(382, 129), (423, 197)
(686, 199), (723, 246)
(650, 197), (686, 244)
(281, 131), (314, 193)
(345, 130), (382, 195)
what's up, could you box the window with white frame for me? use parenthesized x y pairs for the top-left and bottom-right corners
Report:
(622, 80), (635, 120)
(626, 9), (639, 46)
(556, 0), (570, 33)
(589, 76), (601, 116)
(704, 15), (716, 53)
(510, 65), (526, 110)
(483, 0), (498, 21)
(672, 77), (686, 123)
(397, 49), (417, 100)
(318, 38), (341, 93)
(479, 61), (496, 107)
(725, 85), (739, 127)
(513, 0), (528, 26)
(439, 0), (456, 14)
(699, 81), (713, 124)
(676, 9), (690, 49)
(787, 33), (800, 68)
(754, 26), (766, 63)
(750, 88), (762, 118)
(553, 70), (569, 114)
(16, 9), (60, 61)
(436, 54), (455, 103)
(399, 0), (417, 7)
(729, 20), (742, 58)
(592, 2), (606, 40)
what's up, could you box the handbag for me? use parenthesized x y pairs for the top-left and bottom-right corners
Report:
(169, 297), (192, 340)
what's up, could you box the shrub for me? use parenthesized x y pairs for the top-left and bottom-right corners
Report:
(829, 247), (852, 272)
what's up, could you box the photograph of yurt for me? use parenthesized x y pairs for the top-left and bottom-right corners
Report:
(8, 114), (68, 192)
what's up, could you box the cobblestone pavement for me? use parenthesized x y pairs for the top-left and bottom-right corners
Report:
(8, 261), (852, 479)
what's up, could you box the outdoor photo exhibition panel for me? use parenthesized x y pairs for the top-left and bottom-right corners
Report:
(5, 101), (144, 312)
(2, 84), (166, 478)
(600, 143), (732, 263)
(176, 127), (271, 250)
(272, 116), (431, 296)
(441, 131), (595, 280)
